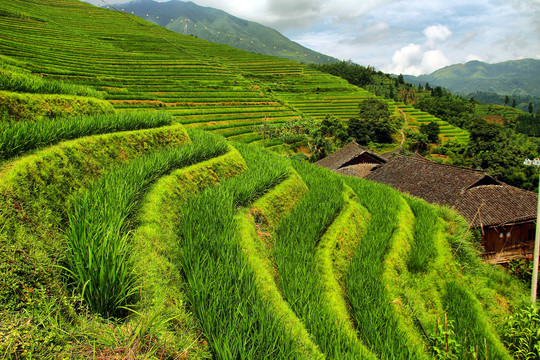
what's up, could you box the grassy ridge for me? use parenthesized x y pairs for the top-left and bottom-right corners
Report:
(272, 162), (376, 359)
(130, 145), (247, 358)
(344, 177), (429, 359)
(0, 90), (113, 121)
(64, 129), (228, 317)
(177, 144), (325, 358)
(0, 124), (190, 312)
(0, 111), (172, 161)
(0, 62), (104, 98)
(312, 185), (374, 357)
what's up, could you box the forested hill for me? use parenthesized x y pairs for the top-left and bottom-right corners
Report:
(109, 0), (338, 64)
(403, 58), (540, 97)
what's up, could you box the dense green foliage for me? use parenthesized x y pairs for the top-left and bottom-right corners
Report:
(502, 306), (540, 359)
(309, 61), (375, 87)
(348, 98), (398, 144)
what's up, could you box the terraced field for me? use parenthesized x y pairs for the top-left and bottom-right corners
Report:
(0, 0), (523, 358)
(0, 0), (467, 147)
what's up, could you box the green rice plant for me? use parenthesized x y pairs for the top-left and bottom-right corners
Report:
(344, 177), (430, 360)
(63, 129), (227, 318)
(270, 162), (376, 359)
(0, 91), (113, 122)
(177, 144), (323, 358)
(407, 196), (442, 273)
(0, 66), (104, 98)
(0, 111), (172, 161)
(443, 281), (512, 360)
(129, 145), (247, 358)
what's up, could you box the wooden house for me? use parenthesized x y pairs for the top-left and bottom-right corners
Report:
(316, 146), (538, 263)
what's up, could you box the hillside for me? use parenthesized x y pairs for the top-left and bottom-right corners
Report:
(0, 0), (529, 359)
(107, 0), (339, 64)
(403, 58), (540, 97)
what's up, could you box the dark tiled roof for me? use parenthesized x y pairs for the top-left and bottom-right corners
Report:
(315, 141), (386, 171)
(455, 185), (537, 227)
(364, 154), (499, 206)
(317, 149), (537, 228)
(336, 164), (381, 178)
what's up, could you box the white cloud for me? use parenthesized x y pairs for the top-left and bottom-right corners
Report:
(423, 24), (452, 47)
(384, 24), (453, 75)
(420, 50), (450, 73)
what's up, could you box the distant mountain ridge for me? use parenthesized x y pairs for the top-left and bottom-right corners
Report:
(402, 58), (540, 97)
(109, 0), (338, 64)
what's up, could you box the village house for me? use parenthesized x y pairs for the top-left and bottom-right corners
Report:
(316, 141), (538, 264)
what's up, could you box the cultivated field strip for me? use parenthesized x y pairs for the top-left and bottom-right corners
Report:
(176, 144), (324, 359)
(129, 144), (247, 357)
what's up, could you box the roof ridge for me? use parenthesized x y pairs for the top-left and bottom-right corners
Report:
(392, 153), (487, 175)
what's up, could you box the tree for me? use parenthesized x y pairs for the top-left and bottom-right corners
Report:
(504, 95), (510, 106)
(347, 117), (372, 145)
(347, 99), (397, 144)
(419, 121), (440, 143)
(512, 98), (516, 108)
(529, 102), (534, 114)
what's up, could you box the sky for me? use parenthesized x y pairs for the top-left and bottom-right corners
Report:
(83, 0), (540, 75)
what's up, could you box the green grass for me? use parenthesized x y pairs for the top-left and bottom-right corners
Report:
(406, 196), (441, 273)
(344, 177), (430, 360)
(0, 62), (104, 98)
(129, 145), (247, 358)
(64, 129), (228, 317)
(177, 144), (324, 359)
(0, 111), (172, 161)
(0, 90), (114, 121)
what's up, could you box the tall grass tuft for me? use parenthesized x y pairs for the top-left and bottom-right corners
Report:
(0, 66), (104, 98)
(63, 129), (227, 318)
(406, 197), (440, 273)
(0, 111), (172, 161)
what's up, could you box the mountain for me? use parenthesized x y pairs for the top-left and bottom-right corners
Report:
(108, 0), (338, 64)
(402, 58), (540, 97)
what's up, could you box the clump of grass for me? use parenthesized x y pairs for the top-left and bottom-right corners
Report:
(63, 129), (227, 318)
(0, 65), (104, 98)
(0, 91), (113, 122)
(0, 111), (172, 161)
(407, 196), (440, 272)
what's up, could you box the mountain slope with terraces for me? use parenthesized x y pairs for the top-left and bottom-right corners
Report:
(0, 0), (525, 359)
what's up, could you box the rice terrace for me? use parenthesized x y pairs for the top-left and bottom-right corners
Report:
(0, 0), (537, 359)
